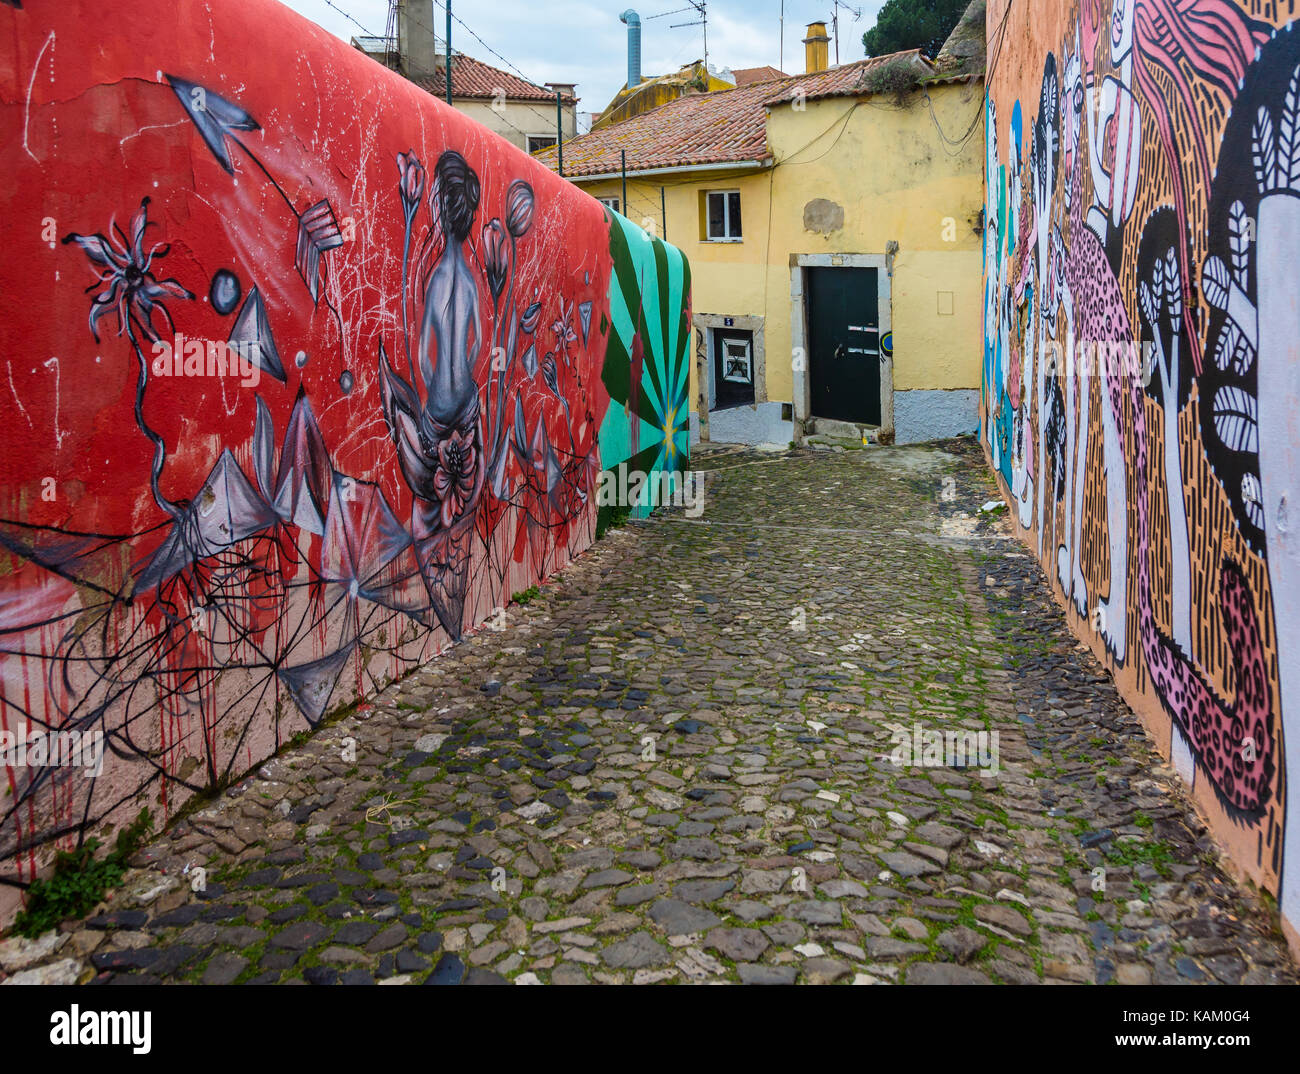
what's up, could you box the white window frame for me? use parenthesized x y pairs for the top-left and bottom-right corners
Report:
(705, 189), (743, 242)
(527, 135), (557, 154)
(598, 196), (622, 214)
(719, 333), (753, 383)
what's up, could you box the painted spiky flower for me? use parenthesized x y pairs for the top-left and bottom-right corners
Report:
(63, 196), (193, 343)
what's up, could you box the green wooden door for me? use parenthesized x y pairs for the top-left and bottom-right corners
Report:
(806, 267), (882, 426)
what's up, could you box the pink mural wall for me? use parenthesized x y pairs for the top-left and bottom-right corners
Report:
(983, 0), (1300, 953)
(0, 0), (690, 923)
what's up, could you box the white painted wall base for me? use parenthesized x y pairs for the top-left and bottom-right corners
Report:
(893, 388), (979, 444)
(690, 402), (793, 447)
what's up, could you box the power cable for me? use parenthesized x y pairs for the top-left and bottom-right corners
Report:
(394, 2), (572, 133)
(323, 0), (382, 37)
(985, 0), (1019, 86)
(428, 0), (574, 128)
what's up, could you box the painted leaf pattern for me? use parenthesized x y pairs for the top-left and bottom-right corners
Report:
(1212, 385), (1259, 454)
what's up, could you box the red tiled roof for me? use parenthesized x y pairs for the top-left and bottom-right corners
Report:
(732, 65), (787, 87)
(535, 53), (923, 177)
(416, 54), (575, 104)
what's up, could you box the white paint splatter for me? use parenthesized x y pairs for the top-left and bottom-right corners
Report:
(42, 356), (67, 449)
(23, 32), (56, 163)
(6, 362), (34, 429)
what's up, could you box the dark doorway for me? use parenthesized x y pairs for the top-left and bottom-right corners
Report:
(712, 327), (755, 410)
(806, 266), (881, 425)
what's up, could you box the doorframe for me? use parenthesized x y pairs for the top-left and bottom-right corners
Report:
(790, 254), (893, 442)
(693, 312), (766, 412)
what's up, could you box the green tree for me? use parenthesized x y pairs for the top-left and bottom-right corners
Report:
(862, 0), (970, 59)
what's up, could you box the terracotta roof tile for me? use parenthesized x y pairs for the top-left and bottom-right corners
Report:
(537, 52), (923, 177)
(732, 65), (788, 87)
(415, 54), (575, 104)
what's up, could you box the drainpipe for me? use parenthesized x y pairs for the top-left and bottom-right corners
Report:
(696, 330), (709, 443)
(620, 10), (641, 91)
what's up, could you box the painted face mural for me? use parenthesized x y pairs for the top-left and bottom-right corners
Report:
(0, 0), (689, 920)
(984, 0), (1300, 950)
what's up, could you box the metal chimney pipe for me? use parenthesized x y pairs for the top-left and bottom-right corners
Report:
(620, 10), (641, 91)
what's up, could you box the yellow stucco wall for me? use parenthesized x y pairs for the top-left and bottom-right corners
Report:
(571, 80), (985, 411)
(455, 99), (576, 154)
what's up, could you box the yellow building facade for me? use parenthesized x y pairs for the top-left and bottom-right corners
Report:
(545, 20), (986, 446)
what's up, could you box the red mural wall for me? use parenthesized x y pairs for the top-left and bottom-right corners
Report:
(0, 0), (654, 922)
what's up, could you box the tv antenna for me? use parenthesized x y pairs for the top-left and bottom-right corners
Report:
(831, 1), (862, 65)
(669, 1), (709, 75)
(383, 0), (401, 71)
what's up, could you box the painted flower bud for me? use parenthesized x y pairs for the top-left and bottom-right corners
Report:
(482, 220), (508, 302)
(505, 179), (535, 238)
(397, 151), (426, 212)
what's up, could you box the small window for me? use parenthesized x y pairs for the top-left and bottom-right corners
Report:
(527, 135), (557, 154)
(721, 337), (752, 383)
(711, 327), (755, 409)
(598, 196), (622, 214)
(705, 190), (742, 241)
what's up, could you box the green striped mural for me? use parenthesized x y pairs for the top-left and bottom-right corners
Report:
(598, 209), (693, 519)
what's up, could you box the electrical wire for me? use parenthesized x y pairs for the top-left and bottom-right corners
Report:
(323, 0), (382, 37)
(922, 88), (985, 157)
(771, 99), (862, 167)
(428, 0), (573, 129)
(984, 0), (1019, 87)
(390, 1), (572, 134)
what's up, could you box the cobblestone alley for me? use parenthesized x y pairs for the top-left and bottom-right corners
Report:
(9, 441), (1296, 987)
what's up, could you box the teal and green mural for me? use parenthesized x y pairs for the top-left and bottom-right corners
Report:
(598, 210), (693, 520)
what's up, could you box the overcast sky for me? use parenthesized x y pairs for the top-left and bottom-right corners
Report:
(277, 0), (888, 116)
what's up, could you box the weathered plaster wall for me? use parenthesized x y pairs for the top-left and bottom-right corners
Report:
(0, 0), (688, 923)
(455, 100), (577, 155)
(689, 403), (793, 448)
(982, 0), (1300, 951)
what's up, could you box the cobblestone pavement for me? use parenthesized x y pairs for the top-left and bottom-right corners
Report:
(4, 440), (1297, 985)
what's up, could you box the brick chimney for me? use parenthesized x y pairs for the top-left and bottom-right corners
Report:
(803, 21), (830, 74)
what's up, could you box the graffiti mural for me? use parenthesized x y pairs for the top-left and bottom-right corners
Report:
(983, 0), (1300, 951)
(598, 212), (693, 519)
(0, 0), (689, 921)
